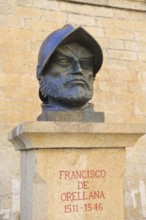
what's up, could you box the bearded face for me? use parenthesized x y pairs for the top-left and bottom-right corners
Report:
(39, 42), (94, 107)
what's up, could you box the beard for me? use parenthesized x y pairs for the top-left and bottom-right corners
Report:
(43, 79), (93, 107)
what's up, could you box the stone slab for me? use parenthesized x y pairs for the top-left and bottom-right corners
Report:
(21, 147), (125, 220)
(8, 122), (146, 150)
(61, 0), (146, 11)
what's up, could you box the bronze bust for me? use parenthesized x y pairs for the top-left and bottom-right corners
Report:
(36, 24), (104, 122)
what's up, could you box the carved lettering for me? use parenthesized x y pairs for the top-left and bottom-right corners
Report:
(59, 169), (106, 180)
(59, 169), (106, 214)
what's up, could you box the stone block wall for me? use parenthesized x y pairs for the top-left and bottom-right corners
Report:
(0, 0), (146, 219)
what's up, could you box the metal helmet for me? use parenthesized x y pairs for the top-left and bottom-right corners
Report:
(36, 24), (103, 103)
(36, 24), (103, 79)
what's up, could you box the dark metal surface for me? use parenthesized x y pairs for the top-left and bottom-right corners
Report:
(39, 42), (94, 107)
(36, 24), (104, 121)
(36, 24), (103, 79)
(37, 111), (104, 122)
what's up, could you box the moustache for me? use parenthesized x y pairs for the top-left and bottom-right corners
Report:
(64, 77), (90, 89)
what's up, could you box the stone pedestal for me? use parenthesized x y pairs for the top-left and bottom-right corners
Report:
(8, 122), (146, 220)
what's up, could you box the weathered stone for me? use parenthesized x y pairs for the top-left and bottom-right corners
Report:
(8, 122), (146, 220)
(1, 0), (146, 219)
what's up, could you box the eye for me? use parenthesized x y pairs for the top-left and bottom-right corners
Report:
(56, 57), (72, 67)
(80, 58), (93, 70)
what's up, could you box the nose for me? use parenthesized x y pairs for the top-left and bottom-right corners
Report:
(72, 61), (82, 75)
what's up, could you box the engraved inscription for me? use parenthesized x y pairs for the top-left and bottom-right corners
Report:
(59, 169), (106, 214)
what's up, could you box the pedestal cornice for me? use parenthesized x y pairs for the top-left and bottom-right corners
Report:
(8, 122), (146, 150)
